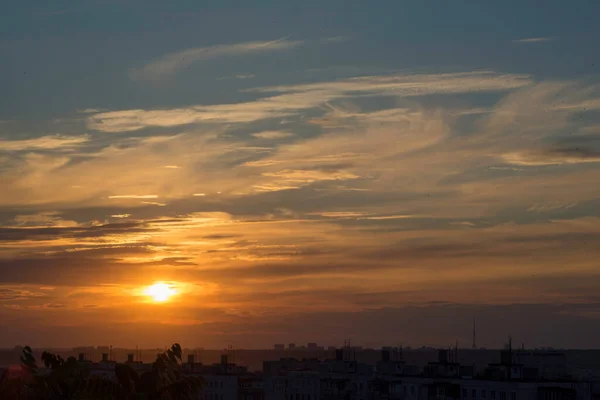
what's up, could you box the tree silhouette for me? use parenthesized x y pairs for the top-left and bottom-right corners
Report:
(10, 343), (204, 400)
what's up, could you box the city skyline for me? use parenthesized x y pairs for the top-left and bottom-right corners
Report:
(2, 1), (600, 349)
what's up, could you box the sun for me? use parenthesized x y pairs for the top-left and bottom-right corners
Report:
(143, 282), (177, 303)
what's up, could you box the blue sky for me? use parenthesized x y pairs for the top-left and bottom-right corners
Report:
(1, 1), (600, 349)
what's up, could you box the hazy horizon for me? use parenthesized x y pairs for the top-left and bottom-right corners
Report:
(2, 1), (600, 349)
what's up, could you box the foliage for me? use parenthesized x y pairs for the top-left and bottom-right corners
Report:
(116, 343), (205, 399)
(10, 343), (203, 400)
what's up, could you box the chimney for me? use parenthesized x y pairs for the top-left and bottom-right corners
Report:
(381, 349), (390, 362)
(78, 353), (85, 362)
(127, 353), (134, 363)
(335, 349), (344, 361)
(102, 353), (109, 362)
(438, 349), (448, 364)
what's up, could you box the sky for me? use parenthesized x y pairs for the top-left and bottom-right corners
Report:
(1, 1), (600, 349)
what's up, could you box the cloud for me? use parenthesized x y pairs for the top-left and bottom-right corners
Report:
(257, 169), (360, 192)
(10, 212), (79, 228)
(0, 135), (89, 151)
(87, 71), (532, 132)
(513, 37), (554, 44)
(250, 71), (531, 97)
(141, 201), (167, 206)
(358, 215), (425, 220)
(308, 211), (369, 218)
(76, 108), (106, 114)
(110, 214), (131, 218)
(21, 78), (588, 217)
(217, 74), (255, 81)
(130, 37), (303, 82)
(108, 195), (159, 199)
(527, 202), (577, 213)
(3, 74), (600, 335)
(321, 36), (351, 44)
(2, 301), (600, 348)
(251, 131), (294, 139)
(502, 148), (600, 165)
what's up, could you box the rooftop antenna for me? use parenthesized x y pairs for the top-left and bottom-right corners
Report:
(472, 317), (477, 350)
(455, 340), (459, 363)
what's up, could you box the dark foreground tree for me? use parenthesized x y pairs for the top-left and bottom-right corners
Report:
(114, 343), (204, 399)
(9, 343), (203, 399)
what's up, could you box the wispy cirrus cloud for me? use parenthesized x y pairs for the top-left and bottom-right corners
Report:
(513, 37), (554, 44)
(108, 195), (159, 199)
(110, 214), (131, 219)
(88, 71), (532, 133)
(502, 148), (600, 166)
(10, 212), (79, 228)
(130, 37), (303, 82)
(217, 74), (256, 81)
(257, 169), (360, 192)
(251, 131), (294, 139)
(0, 135), (89, 151)
(320, 36), (351, 44)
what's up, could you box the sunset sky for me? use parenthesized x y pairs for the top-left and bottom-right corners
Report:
(1, 1), (600, 349)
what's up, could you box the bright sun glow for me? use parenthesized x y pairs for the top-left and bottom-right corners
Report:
(143, 282), (177, 303)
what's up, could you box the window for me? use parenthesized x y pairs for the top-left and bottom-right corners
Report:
(500, 392), (506, 400)
(511, 393), (516, 400)
(482, 390), (487, 398)
(473, 390), (477, 398)
(411, 386), (415, 395)
(491, 391), (496, 400)
(463, 389), (468, 398)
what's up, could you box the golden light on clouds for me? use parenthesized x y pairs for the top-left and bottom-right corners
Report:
(2, 14), (600, 349)
(143, 282), (177, 303)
